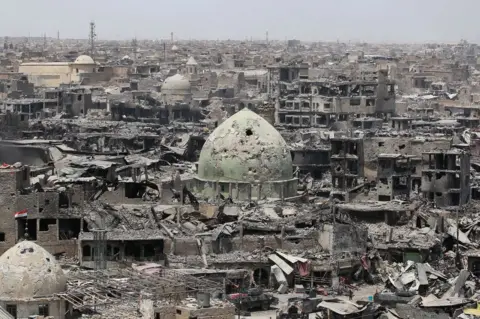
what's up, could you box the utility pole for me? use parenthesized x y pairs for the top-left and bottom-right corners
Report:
(456, 150), (466, 269)
(89, 21), (96, 60)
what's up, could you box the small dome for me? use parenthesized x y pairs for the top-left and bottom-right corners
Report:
(0, 241), (67, 300)
(197, 108), (293, 183)
(171, 45), (179, 52)
(74, 55), (95, 64)
(161, 74), (191, 93)
(186, 56), (198, 65)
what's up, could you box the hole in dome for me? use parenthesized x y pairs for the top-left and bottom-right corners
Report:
(246, 129), (253, 136)
(29, 248), (34, 253)
(47, 268), (51, 273)
(46, 258), (50, 262)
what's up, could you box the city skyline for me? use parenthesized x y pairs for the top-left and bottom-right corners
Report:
(2, 0), (479, 43)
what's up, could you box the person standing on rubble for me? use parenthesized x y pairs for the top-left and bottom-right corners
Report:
(349, 289), (353, 301)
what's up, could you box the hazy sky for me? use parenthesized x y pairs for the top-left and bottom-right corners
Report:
(3, 0), (478, 43)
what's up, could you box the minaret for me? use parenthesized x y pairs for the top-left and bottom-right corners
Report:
(186, 56), (198, 76)
(132, 37), (138, 61)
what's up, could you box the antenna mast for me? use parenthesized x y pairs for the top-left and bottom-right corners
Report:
(89, 21), (96, 59)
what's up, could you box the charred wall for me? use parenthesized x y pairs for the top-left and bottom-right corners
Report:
(0, 143), (50, 166)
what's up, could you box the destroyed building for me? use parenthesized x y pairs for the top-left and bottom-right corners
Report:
(330, 137), (364, 201)
(274, 69), (395, 127)
(3, 29), (480, 319)
(421, 150), (471, 208)
(377, 154), (414, 201)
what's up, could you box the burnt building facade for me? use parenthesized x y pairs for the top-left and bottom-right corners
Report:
(274, 70), (395, 127)
(377, 154), (414, 201)
(421, 150), (470, 208)
(330, 137), (364, 202)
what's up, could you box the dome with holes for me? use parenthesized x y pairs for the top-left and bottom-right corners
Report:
(0, 241), (67, 300)
(197, 108), (293, 183)
(74, 54), (95, 65)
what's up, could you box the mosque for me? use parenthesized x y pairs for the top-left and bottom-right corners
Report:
(0, 241), (68, 318)
(160, 73), (193, 105)
(194, 107), (298, 200)
(18, 55), (99, 87)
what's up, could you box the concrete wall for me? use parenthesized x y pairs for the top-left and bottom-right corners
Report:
(396, 101), (408, 115)
(176, 305), (235, 319)
(154, 305), (176, 319)
(194, 179), (298, 201)
(377, 177), (393, 199)
(318, 224), (367, 256)
(332, 224), (368, 255)
(140, 299), (154, 319)
(19, 63), (72, 87)
(111, 66), (132, 78)
(172, 234), (318, 256)
(77, 70), (114, 85)
(318, 224), (333, 252)
(0, 170), (19, 252)
(333, 96), (376, 114)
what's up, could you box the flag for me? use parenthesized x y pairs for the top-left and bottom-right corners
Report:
(14, 209), (27, 218)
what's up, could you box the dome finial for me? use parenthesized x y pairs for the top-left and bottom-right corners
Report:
(23, 223), (29, 241)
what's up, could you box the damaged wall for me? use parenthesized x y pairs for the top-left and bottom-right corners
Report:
(172, 234), (318, 256)
(0, 144), (51, 166)
(318, 224), (367, 256)
(363, 137), (451, 180)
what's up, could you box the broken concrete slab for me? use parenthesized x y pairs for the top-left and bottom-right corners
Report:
(416, 263), (429, 285)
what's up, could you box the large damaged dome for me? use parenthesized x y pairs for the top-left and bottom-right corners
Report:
(197, 108), (293, 183)
(0, 241), (67, 300)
